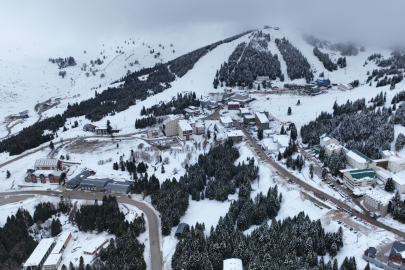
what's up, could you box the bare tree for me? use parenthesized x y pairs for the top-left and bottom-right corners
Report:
(172, 168), (178, 175)
(186, 152), (192, 160)
(163, 157), (170, 164)
(138, 143), (144, 150)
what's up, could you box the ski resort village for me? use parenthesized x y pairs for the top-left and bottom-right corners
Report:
(2, 5), (405, 268)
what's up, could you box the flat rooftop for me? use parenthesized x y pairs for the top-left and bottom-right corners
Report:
(24, 238), (54, 267)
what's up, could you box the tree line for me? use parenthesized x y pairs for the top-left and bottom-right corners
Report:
(301, 97), (395, 159)
(275, 37), (313, 83)
(140, 92), (199, 117)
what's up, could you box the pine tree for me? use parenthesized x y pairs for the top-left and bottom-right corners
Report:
(6, 170), (11, 179)
(385, 177), (395, 192)
(49, 141), (54, 150)
(309, 164), (314, 179)
(364, 262), (370, 270)
(280, 126), (285, 135)
(207, 129), (211, 139)
(297, 99), (301, 105)
(287, 107), (292, 115)
(161, 165), (165, 174)
(106, 120), (112, 134)
(258, 128), (263, 140)
(322, 168), (328, 179)
(78, 256), (85, 270)
(330, 242), (337, 258)
(278, 152), (282, 161)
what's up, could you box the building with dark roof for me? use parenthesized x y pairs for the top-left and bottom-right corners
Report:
(79, 178), (112, 191)
(66, 170), (92, 189)
(364, 247), (377, 258)
(315, 79), (331, 86)
(389, 241), (405, 264)
(83, 124), (97, 132)
(175, 223), (188, 239)
(104, 181), (132, 194)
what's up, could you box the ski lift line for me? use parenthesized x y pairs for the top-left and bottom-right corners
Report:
(101, 52), (125, 72)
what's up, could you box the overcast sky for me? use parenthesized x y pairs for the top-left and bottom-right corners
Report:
(1, 0), (404, 53)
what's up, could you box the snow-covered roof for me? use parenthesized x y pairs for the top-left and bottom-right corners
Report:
(325, 144), (342, 151)
(349, 169), (376, 181)
(376, 168), (392, 180)
(228, 101), (239, 105)
(347, 149), (374, 164)
(244, 114), (255, 119)
(240, 108), (250, 114)
(43, 253), (61, 266)
(255, 112), (269, 124)
(29, 170), (62, 176)
(175, 223), (188, 235)
(195, 122), (204, 128)
(320, 134), (334, 142)
(83, 237), (108, 254)
(392, 174), (405, 186)
(390, 241), (405, 258)
(261, 138), (278, 150)
(52, 231), (71, 254)
(382, 150), (392, 157)
(227, 130), (244, 137)
(389, 156), (405, 165)
(162, 114), (183, 125)
(24, 238), (54, 267)
(35, 158), (59, 168)
(105, 181), (132, 192)
(223, 258), (243, 270)
(178, 120), (193, 131)
(220, 116), (233, 124)
(365, 189), (392, 205)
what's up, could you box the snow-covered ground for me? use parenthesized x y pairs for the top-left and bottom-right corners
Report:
(0, 195), (151, 270)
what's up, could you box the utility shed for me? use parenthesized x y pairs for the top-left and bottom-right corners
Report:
(223, 258), (243, 270)
(175, 223), (188, 239)
(23, 238), (54, 270)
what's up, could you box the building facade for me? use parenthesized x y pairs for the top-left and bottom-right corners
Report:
(364, 190), (391, 217)
(227, 130), (244, 143)
(162, 114), (184, 136)
(389, 241), (405, 264)
(346, 149), (375, 170)
(255, 112), (269, 129)
(243, 114), (255, 124)
(25, 170), (62, 184)
(319, 134), (340, 148)
(228, 101), (240, 110)
(178, 120), (193, 141)
(343, 169), (377, 191)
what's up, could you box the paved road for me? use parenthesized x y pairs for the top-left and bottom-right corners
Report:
(0, 190), (163, 270)
(234, 121), (405, 238)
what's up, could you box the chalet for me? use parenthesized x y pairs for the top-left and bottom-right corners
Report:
(342, 168), (377, 191)
(175, 223), (188, 239)
(35, 159), (62, 171)
(227, 130), (244, 143)
(228, 101), (240, 110)
(389, 241), (405, 264)
(364, 247), (377, 258)
(255, 112), (269, 129)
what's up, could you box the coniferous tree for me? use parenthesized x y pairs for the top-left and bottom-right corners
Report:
(287, 107), (292, 115)
(6, 170), (11, 179)
(385, 177), (395, 192)
(364, 262), (370, 270)
(258, 129), (263, 140)
(49, 141), (54, 150)
(278, 152), (282, 161)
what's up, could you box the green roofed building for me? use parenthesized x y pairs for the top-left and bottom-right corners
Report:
(346, 149), (375, 170)
(312, 145), (322, 156)
(343, 168), (377, 191)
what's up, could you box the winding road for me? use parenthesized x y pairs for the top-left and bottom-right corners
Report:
(0, 190), (163, 270)
(234, 120), (405, 238)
